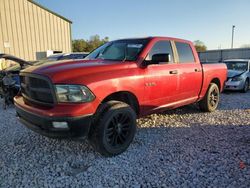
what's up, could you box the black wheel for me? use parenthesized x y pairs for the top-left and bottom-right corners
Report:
(88, 101), (137, 157)
(241, 79), (249, 93)
(199, 83), (220, 112)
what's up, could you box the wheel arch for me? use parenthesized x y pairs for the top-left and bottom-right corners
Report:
(210, 77), (221, 91)
(99, 91), (140, 116)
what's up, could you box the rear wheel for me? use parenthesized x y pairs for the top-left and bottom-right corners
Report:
(241, 79), (249, 93)
(88, 101), (136, 157)
(199, 83), (220, 112)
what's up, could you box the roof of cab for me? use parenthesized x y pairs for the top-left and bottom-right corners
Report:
(114, 36), (192, 44)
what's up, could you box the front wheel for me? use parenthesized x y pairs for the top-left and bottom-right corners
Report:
(199, 83), (220, 112)
(241, 79), (249, 93)
(88, 101), (137, 157)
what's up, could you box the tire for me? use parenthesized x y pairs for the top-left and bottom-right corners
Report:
(241, 79), (249, 93)
(88, 101), (137, 157)
(199, 83), (220, 112)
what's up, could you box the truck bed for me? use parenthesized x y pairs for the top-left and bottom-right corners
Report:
(199, 63), (227, 99)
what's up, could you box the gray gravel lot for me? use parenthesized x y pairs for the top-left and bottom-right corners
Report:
(0, 92), (250, 188)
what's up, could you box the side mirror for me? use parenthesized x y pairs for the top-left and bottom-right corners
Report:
(152, 53), (171, 64)
(143, 53), (171, 67)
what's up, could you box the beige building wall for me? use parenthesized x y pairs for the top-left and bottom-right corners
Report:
(0, 0), (72, 63)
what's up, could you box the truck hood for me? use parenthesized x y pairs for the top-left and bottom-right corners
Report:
(21, 59), (129, 83)
(227, 70), (245, 78)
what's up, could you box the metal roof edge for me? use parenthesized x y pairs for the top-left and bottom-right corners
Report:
(28, 0), (72, 24)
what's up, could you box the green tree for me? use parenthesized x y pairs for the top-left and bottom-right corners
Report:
(193, 40), (207, 52)
(72, 35), (109, 52)
(72, 39), (88, 52)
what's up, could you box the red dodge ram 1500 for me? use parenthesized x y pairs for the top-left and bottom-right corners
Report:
(14, 37), (227, 156)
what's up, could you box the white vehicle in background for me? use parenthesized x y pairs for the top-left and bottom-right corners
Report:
(224, 59), (250, 93)
(43, 52), (89, 62)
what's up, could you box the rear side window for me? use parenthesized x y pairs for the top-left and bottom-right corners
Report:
(175, 42), (195, 63)
(147, 40), (174, 63)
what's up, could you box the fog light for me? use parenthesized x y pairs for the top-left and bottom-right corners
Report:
(52, 122), (69, 129)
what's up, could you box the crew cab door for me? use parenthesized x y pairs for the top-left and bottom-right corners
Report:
(173, 41), (203, 102)
(143, 40), (179, 111)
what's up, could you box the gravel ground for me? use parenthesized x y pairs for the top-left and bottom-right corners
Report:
(0, 92), (250, 188)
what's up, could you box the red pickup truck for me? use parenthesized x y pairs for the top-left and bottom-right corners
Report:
(14, 37), (227, 156)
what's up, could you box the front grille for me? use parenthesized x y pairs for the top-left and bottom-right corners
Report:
(20, 74), (55, 105)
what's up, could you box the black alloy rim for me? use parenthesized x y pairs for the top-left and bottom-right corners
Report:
(105, 113), (132, 147)
(209, 88), (219, 107)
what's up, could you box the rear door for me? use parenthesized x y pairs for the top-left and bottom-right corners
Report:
(173, 41), (203, 102)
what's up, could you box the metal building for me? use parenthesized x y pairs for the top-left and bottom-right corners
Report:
(199, 48), (250, 63)
(0, 0), (72, 63)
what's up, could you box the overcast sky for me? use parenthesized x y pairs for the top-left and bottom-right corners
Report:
(36, 0), (250, 50)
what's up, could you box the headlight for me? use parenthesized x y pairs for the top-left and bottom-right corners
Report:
(55, 85), (95, 103)
(231, 77), (243, 81)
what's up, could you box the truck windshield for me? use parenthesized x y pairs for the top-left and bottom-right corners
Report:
(85, 39), (149, 61)
(225, 61), (248, 71)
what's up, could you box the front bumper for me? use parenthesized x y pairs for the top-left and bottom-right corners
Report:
(224, 80), (244, 90)
(15, 102), (93, 138)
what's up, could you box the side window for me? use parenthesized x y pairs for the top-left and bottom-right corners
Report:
(146, 40), (174, 64)
(175, 42), (195, 63)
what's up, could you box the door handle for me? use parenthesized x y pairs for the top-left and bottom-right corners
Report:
(169, 70), (178, 74)
(194, 69), (202, 72)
